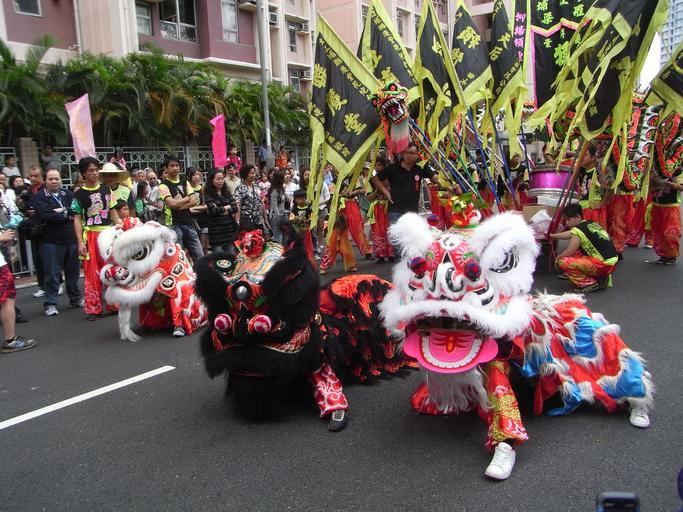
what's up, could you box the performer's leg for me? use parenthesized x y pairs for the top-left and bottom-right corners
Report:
(338, 231), (357, 271)
(557, 254), (603, 288)
(83, 231), (103, 316)
(627, 198), (646, 246)
(309, 363), (349, 431)
(319, 229), (339, 272)
(655, 205), (681, 260)
(478, 361), (527, 480)
(607, 194), (633, 254)
(344, 201), (371, 256)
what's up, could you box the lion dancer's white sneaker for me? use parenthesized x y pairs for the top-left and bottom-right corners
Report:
(485, 442), (516, 480)
(629, 405), (650, 428)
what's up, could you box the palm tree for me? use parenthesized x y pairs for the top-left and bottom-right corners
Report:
(0, 35), (67, 145)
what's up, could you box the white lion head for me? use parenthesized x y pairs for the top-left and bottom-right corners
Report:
(380, 212), (539, 373)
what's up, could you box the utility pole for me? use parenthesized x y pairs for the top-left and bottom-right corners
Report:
(256, 0), (274, 166)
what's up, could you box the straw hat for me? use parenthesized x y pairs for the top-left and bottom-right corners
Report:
(99, 162), (129, 184)
(99, 162), (127, 174)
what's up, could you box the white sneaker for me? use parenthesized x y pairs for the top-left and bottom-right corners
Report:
(485, 442), (516, 480)
(33, 289), (45, 298)
(172, 326), (186, 337)
(629, 406), (650, 428)
(44, 306), (59, 317)
(58, 284), (65, 295)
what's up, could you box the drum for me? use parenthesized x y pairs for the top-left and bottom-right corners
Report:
(528, 164), (572, 199)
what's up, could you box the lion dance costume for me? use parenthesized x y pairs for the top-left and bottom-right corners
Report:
(98, 218), (207, 342)
(381, 211), (653, 480)
(195, 228), (406, 431)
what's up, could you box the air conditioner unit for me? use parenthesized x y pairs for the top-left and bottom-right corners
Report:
(297, 22), (309, 33)
(301, 69), (312, 80)
(269, 11), (279, 25)
(238, 0), (257, 11)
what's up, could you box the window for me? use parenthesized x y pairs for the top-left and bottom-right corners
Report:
(221, 0), (239, 43)
(396, 10), (404, 38)
(14, 0), (41, 16)
(415, 14), (420, 38)
(288, 0), (295, 5)
(290, 74), (301, 92)
(288, 24), (297, 52)
(136, 3), (152, 35)
(160, 0), (197, 42)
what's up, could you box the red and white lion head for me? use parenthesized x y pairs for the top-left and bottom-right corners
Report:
(380, 212), (539, 373)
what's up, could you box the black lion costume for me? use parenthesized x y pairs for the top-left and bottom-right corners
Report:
(195, 228), (406, 431)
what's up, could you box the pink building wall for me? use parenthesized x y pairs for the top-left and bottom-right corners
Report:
(3, 0), (77, 49)
(138, 0), (257, 63)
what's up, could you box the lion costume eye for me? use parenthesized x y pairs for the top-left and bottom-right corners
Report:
(131, 242), (153, 261)
(490, 250), (518, 273)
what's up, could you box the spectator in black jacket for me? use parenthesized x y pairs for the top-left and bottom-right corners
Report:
(204, 169), (239, 254)
(33, 169), (83, 316)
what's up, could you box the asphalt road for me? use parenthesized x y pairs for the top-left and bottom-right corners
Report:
(0, 246), (681, 512)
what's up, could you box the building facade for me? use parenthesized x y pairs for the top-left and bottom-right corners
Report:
(661, 0), (682, 65)
(1, 0), (315, 94)
(316, 0), (452, 58)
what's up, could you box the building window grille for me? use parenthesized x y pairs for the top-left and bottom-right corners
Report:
(14, 0), (41, 16)
(160, 0), (197, 42)
(221, 0), (239, 43)
(136, 3), (153, 35)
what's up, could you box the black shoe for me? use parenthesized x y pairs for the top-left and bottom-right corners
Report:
(573, 283), (600, 293)
(598, 277), (610, 290)
(617, 253), (624, 262)
(15, 312), (28, 323)
(376, 257), (385, 264)
(387, 256), (395, 262)
(327, 409), (348, 432)
(365, 253), (375, 260)
(87, 314), (101, 321)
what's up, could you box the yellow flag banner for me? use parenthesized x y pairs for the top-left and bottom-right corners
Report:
(550, 0), (669, 141)
(415, 0), (464, 148)
(451, 0), (492, 107)
(488, 0), (529, 158)
(648, 40), (683, 115)
(359, 0), (419, 103)
(308, 16), (382, 234)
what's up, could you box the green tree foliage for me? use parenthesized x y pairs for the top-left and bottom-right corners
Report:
(0, 41), (310, 149)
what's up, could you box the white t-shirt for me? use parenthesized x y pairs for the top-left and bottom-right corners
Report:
(2, 166), (20, 178)
(319, 182), (330, 211)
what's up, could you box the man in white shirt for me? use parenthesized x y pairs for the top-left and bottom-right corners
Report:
(2, 156), (20, 178)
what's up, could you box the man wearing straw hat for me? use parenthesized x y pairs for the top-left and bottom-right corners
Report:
(99, 162), (136, 217)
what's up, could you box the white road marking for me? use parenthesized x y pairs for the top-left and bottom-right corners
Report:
(0, 365), (176, 430)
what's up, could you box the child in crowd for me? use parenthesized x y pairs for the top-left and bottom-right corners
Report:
(289, 189), (315, 265)
(115, 199), (130, 220)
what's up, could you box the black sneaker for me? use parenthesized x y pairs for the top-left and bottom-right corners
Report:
(87, 313), (101, 321)
(387, 256), (395, 262)
(574, 282), (600, 293)
(376, 257), (385, 264)
(1, 336), (36, 353)
(15, 312), (28, 323)
(327, 409), (348, 432)
(365, 253), (375, 261)
(617, 253), (624, 262)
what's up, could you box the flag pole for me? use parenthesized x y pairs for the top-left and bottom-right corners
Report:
(488, 105), (519, 210)
(467, 108), (501, 208)
(408, 119), (482, 199)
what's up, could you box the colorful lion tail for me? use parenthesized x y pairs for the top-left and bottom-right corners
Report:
(320, 274), (408, 382)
